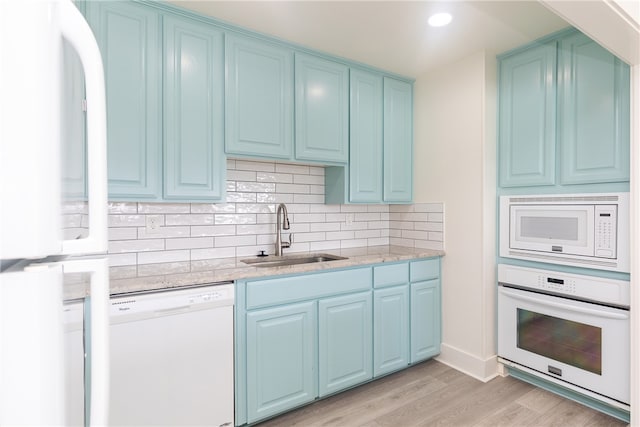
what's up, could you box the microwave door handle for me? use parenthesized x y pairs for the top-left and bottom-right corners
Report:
(499, 287), (629, 320)
(59, 0), (108, 255)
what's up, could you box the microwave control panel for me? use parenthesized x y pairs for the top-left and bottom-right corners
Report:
(594, 205), (617, 259)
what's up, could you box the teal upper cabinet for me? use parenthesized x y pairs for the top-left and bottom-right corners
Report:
(163, 15), (225, 201)
(557, 32), (630, 185)
(383, 77), (413, 202)
(498, 28), (630, 190)
(225, 35), (294, 160)
(86, 1), (161, 200)
(295, 53), (349, 163)
(498, 41), (557, 188)
(349, 69), (383, 203)
(325, 74), (413, 204)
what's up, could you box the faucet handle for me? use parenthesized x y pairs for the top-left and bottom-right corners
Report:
(282, 233), (293, 249)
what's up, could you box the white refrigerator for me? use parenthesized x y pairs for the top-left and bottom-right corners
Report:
(0, 1), (110, 425)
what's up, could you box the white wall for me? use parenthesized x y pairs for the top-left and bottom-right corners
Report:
(413, 51), (498, 381)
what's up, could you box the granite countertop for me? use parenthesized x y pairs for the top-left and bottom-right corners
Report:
(64, 245), (444, 300)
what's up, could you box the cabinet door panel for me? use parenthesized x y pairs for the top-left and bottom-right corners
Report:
(86, 2), (161, 199)
(411, 279), (441, 363)
(295, 53), (349, 163)
(383, 77), (413, 202)
(226, 35), (293, 159)
(374, 286), (409, 377)
(558, 32), (630, 184)
(319, 292), (372, 397)
(498, 42), (556, 188)
(246, 302), (316, 423)
(163, 16), (225, 200)
(350, 69), (383, 202)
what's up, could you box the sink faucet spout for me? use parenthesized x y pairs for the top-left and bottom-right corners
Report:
(275, 203), (291, 256)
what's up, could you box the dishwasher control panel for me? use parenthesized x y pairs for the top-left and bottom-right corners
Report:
(110, 282), (234, 319)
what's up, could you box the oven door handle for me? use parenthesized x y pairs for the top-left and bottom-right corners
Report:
(499, 287), (629, 320)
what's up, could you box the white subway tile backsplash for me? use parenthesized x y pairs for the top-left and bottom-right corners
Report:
(190, 225), (236, 237)
(138, 250), (189, 265)
(226, 192), (258, 203)
(165, 237), (214, 250)
(166, 214), (214, 226)
(191, 247), (236, 260)
(227, 170), (257, 182)
(293, 194), (324, 204)
(108, 202), (136, 214)
(310, 222), (341, 232)
(138, 203), (189, 214)
(235, 160), (274, 172)
(109, 239), (164, 254)
(237, 182), (275, 193)
(341, 239), (368, 249)
(309, 240), (341, 251)
(108, 253), (137, 267)
(257, 172), (293, 183)
(109, 227), (138, 241)
(105, 160), (444, 266)
(109, 214), (146, 227)
(191, 203), (236, 213)
(293, 174), (324, 185)
(275, 163), (309, 174)
(215, 214), (256, 225)
(276, 183), (310, 194)
(215, 235), (256, 247)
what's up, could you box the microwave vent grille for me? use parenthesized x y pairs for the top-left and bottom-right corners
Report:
(508, 195), (619, 203)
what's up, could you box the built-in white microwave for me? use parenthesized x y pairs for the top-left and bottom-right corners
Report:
(499, 193), (629, 272)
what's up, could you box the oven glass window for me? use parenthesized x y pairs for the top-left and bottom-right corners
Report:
(517, 309), (602, 375)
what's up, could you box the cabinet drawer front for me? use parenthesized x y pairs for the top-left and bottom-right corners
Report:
(373, 263), (409, 288)
(246, 267), (372, 309)
(410, 259), (439, 282)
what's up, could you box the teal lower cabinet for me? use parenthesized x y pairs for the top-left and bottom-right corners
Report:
(236, 258), (441, 425)
(373, 285), (409, 377)
(319, 292), (372, 397)
(246, 302), (317, 424)
(410, 279), (441, 362)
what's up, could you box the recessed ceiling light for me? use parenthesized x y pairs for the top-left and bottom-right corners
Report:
(428, 12), (452, 27)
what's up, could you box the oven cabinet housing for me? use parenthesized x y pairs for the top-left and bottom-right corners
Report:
(85, 1), (227, 202)
(235, 258), (441, 425)
(498, 28), (630, 189)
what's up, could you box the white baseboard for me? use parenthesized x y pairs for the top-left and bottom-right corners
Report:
(435, 343), (499, 382)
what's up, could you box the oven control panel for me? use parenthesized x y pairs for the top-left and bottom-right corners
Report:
(498, 264), (629, 307)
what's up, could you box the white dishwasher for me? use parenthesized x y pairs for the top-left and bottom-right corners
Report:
(109, 282), (234, 427)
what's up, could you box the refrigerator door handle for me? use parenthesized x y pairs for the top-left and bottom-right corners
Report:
(58, 0), (108, 256)
(63, 258), (109, 426)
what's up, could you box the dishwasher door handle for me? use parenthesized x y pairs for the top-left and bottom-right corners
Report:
(154, 305), (192, 316)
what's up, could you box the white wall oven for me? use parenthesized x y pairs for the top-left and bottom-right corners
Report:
(499, 193), (629, 272)
(497, 264), (630, 410)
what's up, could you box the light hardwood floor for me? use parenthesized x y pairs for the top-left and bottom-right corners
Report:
(257, 360), (628, 427)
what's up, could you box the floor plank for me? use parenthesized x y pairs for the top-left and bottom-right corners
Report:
(256, 360), (628, 427)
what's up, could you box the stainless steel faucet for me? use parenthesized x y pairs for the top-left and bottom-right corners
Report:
(275, 203), (292, 256)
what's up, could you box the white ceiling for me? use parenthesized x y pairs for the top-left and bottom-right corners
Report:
(167, 1), (570, 78)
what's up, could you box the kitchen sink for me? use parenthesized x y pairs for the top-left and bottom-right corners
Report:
(242, 253), (347, 268)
